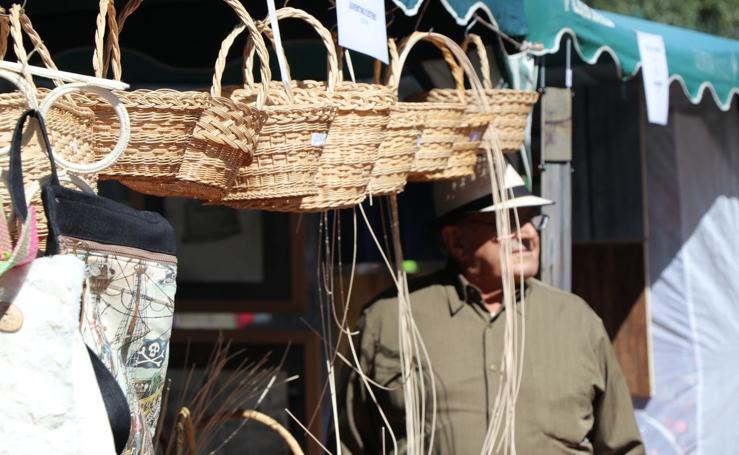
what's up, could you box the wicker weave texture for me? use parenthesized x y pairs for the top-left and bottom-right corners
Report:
(223, 95), (336, 201)
(427, 88), (538, 152)
(0, 7), (99, 248)
(213, 3), (339, 203)
(367, 104), (422, 196)
(389, 33), (490, 182)
(227, 8), (393, 212)
(427, 34), (539, 152)
(414, 111), (493, 181)
(93, 0), (265, 199)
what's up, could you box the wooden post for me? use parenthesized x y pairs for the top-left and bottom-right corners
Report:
(539, 87), (573, 291)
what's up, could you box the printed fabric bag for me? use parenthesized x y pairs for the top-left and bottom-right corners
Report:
(0, 109), (125, 455)
(39, 123), (178, 451)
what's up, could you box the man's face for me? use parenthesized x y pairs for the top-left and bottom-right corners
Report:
(442, 207), (542, 290)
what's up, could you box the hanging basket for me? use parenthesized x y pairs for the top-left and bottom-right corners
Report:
(212, 0), (336, 204)
(228, 7), (393, 212)
(385, 33), (471, 181)
(90, 0), (265, 200)
(399, 32), (493, 181)
(427, 34), (538, 153)
(364, 39), (423, 197)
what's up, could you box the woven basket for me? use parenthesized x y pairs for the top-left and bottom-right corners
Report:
(384, 33), (469, 180)
(91, 0), (265, 200)
(210, 0), (336, 204)
(0, 6), (103, 247)
(421, 41), (493, 180)
(364, 39), (423, 197)
(400, 33), (493, 181)
(228, 7), (393, 212)
(427, 34), (538, 153)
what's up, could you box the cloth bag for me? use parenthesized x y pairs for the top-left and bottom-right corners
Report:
(0, 110), (118, 455)
(41, 121), (178, 453)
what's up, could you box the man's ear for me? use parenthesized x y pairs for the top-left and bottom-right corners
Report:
(441, 225), (466, 263)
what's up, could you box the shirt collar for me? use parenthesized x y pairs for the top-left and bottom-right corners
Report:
(445, 262), (529, 316)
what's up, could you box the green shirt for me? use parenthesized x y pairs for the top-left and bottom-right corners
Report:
(338, 266), (644, 454)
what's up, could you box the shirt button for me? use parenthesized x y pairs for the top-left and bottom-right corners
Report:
(489, 364), (497, 372)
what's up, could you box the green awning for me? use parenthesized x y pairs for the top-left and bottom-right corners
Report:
(525, 0), (739, 111)
(393, 0), (527, 36)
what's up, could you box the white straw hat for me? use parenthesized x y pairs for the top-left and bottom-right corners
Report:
(433, 157), (553, 222)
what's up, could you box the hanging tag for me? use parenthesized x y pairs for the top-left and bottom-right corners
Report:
(311, 132), (327, 147)
(336, 0), (389, 63)
(266, 0), (293, 99)
(636, 31), (669, 125)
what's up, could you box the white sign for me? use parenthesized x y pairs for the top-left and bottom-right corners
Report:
(336, 0), (389, 64)
(636, 31), (670, 125)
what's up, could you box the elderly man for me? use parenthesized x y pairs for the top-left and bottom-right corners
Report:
(337, 163), (644, 454)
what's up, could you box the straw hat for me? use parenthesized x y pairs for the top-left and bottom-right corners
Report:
(434, 159), (553, 223)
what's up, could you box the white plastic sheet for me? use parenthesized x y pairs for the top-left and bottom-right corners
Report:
(639, 97), (739, 455)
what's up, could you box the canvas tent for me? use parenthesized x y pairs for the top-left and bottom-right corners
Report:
(521, 1), (739, 453)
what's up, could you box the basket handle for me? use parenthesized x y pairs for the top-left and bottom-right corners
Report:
(211, 0), (271, 107)
(390, 32), (488, 110)
(93, 0), (119, 80)
(243, 7), (339, 95)
(242, 410), (304, 455)
(0, 10), (9, 59)
(388, 32), (467, 102)
(94, 0), (145, 80)
(2, 6), (64, 88)
(459, 34), (493, 90)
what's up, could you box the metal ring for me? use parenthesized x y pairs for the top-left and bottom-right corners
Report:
(37, 82), (130, 175)
(0, 1), (28, 17)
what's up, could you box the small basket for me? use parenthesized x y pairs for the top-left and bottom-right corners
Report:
(386, 33), (472, 181)
(241, 7), (396, 212)
(91, 0), (265, 200)
(427, 34), (539, 153)
(213, 0), (337, 204)
(401, 33), (492, 181)
(365, 39), (423, 196)
(230, 7), (393, 212)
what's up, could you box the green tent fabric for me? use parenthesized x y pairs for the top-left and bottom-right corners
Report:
(525, 0), (739, 111)
(392, 0), (527, 36)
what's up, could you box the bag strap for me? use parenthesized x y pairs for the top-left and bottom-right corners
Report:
(86, 346), (132, 454)
(8, 109), (60, 222)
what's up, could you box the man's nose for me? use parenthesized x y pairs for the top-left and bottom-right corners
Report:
(515, 221), (537, 238)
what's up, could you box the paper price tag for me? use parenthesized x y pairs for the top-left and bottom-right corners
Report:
(311, 132), (327, 147)
(336, 0), (389, 64)
(636, 31), (669, 125)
